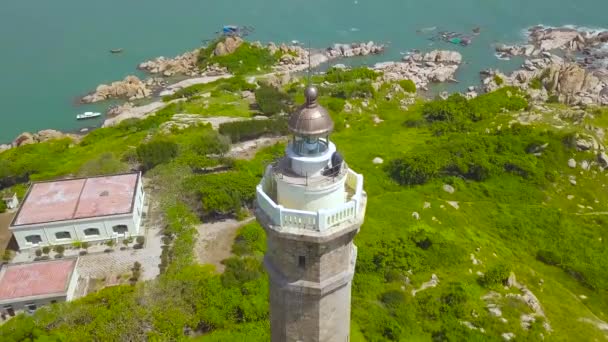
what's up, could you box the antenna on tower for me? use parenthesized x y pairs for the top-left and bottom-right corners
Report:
(307, 41), (312, 85)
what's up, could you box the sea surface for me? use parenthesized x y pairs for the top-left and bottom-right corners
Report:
(0, 0), (607, 142)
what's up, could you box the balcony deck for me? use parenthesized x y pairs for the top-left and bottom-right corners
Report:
(256, 168), (364, 233)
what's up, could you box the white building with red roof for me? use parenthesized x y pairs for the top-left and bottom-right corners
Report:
(0, 258), (79, 317)
(9, 172), (145, 250)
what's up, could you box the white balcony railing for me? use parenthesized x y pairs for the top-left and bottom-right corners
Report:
(256, 169), (364, 232)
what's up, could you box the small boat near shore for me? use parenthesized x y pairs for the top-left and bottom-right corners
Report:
(110, 48), (123, 54)
(76, 112), (101, 120)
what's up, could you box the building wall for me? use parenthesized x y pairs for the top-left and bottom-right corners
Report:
(1, 294), (67, 316)
(11, 179), (145, 251)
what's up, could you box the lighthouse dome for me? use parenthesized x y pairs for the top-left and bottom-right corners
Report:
(288, 86), (334, 137)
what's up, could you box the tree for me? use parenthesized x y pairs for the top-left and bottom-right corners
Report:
(136, 139), (179, 171)
(54, 245), (65, 254)
(0, 199), (6, 213)
(254, 84), (289, 116)
(136, 236), (145, 245)
(78, 153), (127, 177)
(42, 246), (50, 255)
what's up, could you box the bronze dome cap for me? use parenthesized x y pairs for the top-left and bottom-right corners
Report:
(288, 86), (334, 136)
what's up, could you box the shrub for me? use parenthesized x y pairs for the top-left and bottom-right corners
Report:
(380, 290), (406, 308)
(136, 139), (179, 171)
(2, 250), (14, 262)
(324, 67), (380, 83)
(255, 84), (290, 116)
(537, 249), (561, 266)
(219, 117), (288, 142)
(529, 77), (543, 90)
(493, 75), (504, 86)
(0, 199), (6, 213)
(481, 263), (510, 287)
(133, 262), (142, 271)
(547, 94), (560, 103)
(122, 239), (130, 246)
(327, 81), (375, 99)
(42, 246), (50, 255)
(81, 242), (90, 250)
(399, 79), (417, 93)
(386, 152), (443, 185)
(105, 240), (115, 248)
(196, 172), (257, 216)
(35, 249), (42, 257)
(72, 241), (82, 249)
(136, 236), (145, 245)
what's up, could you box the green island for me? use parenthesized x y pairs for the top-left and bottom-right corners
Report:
(1, 38), (608, 341)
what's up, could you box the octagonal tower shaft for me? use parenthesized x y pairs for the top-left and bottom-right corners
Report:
(255, 86), (367, 342)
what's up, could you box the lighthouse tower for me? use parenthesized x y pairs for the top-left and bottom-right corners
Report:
(255, 85), (367, 342)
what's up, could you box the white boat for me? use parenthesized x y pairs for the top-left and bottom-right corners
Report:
(76, 111), (101, 120)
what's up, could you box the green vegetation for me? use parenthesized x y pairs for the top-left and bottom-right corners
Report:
(0, 198), (5, 213)
(254, 84), (290, 116)
(219, 117), (288, 143)
(136, 139), (179, 171)
(529, 77), (543, 90)
(1, 60), (607, 341)
(494, 74), (504, 86)
(197, 39), (277, 75)
(324, 67), (380, 83)
(398, 79), (417, 93)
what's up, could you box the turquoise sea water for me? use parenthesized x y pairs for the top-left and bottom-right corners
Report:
(0, 0), (606, 142)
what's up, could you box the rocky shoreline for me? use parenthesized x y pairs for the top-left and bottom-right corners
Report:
(489, 26), (608, 106)
(4, 26), (608, 151)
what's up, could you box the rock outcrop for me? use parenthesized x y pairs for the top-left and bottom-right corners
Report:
(82, 76), (163, 103)
(372, 50), (462, 89)
(138, 50), (200, 77)
(326, 41), (385, 58)
(6, 129), (74, 151)
(495, 26), (608, 59)
(481, 60), (608, 106)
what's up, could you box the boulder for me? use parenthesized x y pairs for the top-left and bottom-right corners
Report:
(597, 152), (608, 168)
(581, 160), (590, 171)
(35, 129), (65, 142)
(0, 144), (12, 153)
(559, 64), (587, 95)
(372, 157), (384, 164)
(223, 36), (243, 55)
(443, 184), (455, 194)
(12, 132), (36, 147)
(568, 158), (577, 168)
(82, 75), (151, 103)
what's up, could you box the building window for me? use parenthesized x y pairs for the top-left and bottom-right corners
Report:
(298, 256), (306, 269)
(25, 303), (37, 313)
(55, 231), (71, 240)
(25, 235), (42, 245)
(84, 228), (100, 237)
(112, 225), (128, 235)
(3, 305), (15, 317)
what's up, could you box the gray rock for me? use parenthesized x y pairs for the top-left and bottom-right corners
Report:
(597, 152), (608, 168)
(443, 184), (455, 194)
(581, 160), (590, 171)
(372, 157), (384, 164)
(502, 332), (516, 341)
(568, 158), (577, 168)
(412, 212), (420, 220)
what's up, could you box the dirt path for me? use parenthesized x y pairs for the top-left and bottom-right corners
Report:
(194, 217), (254, 272)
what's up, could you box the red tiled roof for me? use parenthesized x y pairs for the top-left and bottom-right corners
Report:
(0, 259), (77, 301)
(13, 173), (138, 226)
